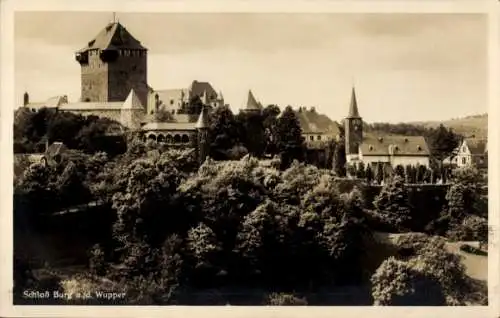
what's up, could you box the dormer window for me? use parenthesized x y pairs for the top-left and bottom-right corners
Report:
(378, 137), (383, 142)
(369, 145), (374, 151)
(417, 145), (422, 151)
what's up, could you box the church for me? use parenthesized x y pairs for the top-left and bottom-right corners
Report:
(344, 87), (431, 168)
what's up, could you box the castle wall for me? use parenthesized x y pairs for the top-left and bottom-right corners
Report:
(81, 50), (109, 102)
(107, 50), (148, 108)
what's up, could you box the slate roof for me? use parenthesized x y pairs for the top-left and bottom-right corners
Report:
(348, 86), (360, 118)
(141, 122), (196, 131)
(189, 81), (218, 100)
(122, 89), (143, 109)
(195, 106), (210, 129)
(245, 90), (263, 111)
(464, 138), (487, 155)
(360, 135), (430, 156)
(77, 22), (146, 53)
(295, 108), (342, 136)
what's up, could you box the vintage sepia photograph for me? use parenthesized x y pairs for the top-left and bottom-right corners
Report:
(1, 0), (497, 315)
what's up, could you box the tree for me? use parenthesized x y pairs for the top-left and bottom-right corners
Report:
(356, 162), (366, 179)
(153, 107), (175, 122)
(276, 106), (305, 169)
(365, 163), (373, 183)
(426, 124), (461, 163)
(333, 142), (346, 177)
(374, 162), (384, 184)
(237, 111), (266, 157)
(394, 165), (405, 179)
(208, 105), (240, 160)
(262, 104), (281, 156)
(373, 175), (412, 231)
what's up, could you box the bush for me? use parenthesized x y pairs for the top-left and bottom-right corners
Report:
(459, 244), (487, 256)
(371, 236), (472, 306)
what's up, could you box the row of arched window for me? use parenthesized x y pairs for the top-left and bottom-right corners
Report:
(146, 133), (192, 144)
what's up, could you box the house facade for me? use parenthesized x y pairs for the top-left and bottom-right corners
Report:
(344, 87), (430, 168)
(447, 138), (488, 169)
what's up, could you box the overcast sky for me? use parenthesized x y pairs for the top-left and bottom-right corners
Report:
(15, 12), (487, 123)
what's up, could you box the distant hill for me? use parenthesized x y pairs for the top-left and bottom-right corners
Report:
(410, 114), (487, 139)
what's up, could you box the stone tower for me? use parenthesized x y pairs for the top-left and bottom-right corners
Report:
(344, 86), (363, 161)
(195, 105), (210, 165)
(75, 21), (148, 108)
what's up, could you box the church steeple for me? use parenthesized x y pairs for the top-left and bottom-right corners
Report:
(344, 86), (363, 159)
(348, 86), (360, 118)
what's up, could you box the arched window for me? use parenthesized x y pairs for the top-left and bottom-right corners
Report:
(166, 134), (173, 143)
(157, 134), (165, 143)
(181, 134), (190, 143)
(174, 134), (181, 143)
(148, 134), (156, 141)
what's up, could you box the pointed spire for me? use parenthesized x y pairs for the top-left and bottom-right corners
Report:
(195, 106), (209, 129)
(122, 89), (143, 109)
(245, 89), (262, 111)
(218, 91), (224, 101)
(348, 86), (360, 118)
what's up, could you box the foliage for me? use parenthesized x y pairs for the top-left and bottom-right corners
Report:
(14, 108), (126, 156)
(333, 141), (346, 177)
(276, 106), (305, 168)
(208, 105), (241, 160)
(373, 176), (412, 231)
(372, 236), (471, 306)
(153, 107), (175, 122)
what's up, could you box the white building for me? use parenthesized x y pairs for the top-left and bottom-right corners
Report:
(344, 86), (431, 168)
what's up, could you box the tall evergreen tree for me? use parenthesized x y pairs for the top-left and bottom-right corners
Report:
(333, 142), (346, 177)
(276, 106), (305, 168)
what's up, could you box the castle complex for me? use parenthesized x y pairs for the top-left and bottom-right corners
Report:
(21, 19), (431, 168)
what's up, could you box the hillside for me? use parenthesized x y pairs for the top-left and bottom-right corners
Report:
(411, 114), (487, 138)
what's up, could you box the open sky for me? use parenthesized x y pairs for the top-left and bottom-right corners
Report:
(14, 12), (487, 123)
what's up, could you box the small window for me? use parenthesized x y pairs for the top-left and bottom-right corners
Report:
(170, 99), (174, 105)
(310, 136), (314, 141)
(462, 157), (466, 164)
(317, 135), (321, 140)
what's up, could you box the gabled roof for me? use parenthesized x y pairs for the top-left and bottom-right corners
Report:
(463, 138), (487, 155)
(77, 22), (147, 53)
(122, 89), (143, 109)
(295, 108), (341, 135)
(189, 81), (218, 100)
(360, 135), (430, 156)
(347, 86), (360, 118)
(245, 90), (263, 111)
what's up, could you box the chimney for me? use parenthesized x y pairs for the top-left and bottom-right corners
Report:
(310, 106), (316, 113)
(23, 92), (29, 106)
